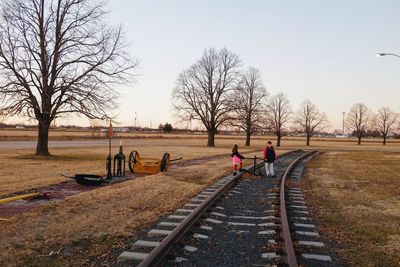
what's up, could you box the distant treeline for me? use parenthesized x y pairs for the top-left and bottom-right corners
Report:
(2, 123), (400, 140)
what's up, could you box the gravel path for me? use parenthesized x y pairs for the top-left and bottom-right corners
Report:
(166, 152), (304, 266)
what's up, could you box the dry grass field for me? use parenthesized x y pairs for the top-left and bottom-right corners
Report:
(2, 135), (399, 196)
(0, 136), (282, 266)
(0, 145), (233, 196)
(305, 151), (400, 266)
(2, 128), (400, 145)
(0, 132), (400, 266)
(0, 156), (256, 266)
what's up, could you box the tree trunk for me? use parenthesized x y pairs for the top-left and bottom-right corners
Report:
(36, 122), (51, 156)
(358, 135), (361, 145)
(207, 129), (216, 147)
(277, 133), (281, 147)
(306, 135), (310, 146)
(383, 135), (387, 145)
(245, 130), (251, 146)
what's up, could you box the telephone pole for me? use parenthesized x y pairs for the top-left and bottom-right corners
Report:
(134, 112), (137, 128)
(342, 112), (345, 135)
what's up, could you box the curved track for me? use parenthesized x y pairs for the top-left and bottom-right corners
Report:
(116, 150), (338, 266)
(279, 151), (315, 266)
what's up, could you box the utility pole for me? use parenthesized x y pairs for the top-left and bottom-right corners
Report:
(134, 112), (137, 128)
(342, 112), (345, 135)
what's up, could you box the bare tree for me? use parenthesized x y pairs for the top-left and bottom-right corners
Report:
(0, 0), (137, 155)
(293, 100), (328, 146)
(265, 93), (292, 147)
(0, 110), (5, 124)
(346, 103), (371, 145)
(375, 107), (398, 145)
(173, 48), (241, 147)
(231, 67), (268, 146)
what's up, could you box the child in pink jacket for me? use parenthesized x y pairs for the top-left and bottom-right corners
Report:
(231, 144), (244, 175)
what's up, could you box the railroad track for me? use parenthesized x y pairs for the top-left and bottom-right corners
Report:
(116, 150), (339, 267)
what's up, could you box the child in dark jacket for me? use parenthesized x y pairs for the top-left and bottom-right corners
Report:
(263, 141), (277, 177)
(231, 144), (244, 175)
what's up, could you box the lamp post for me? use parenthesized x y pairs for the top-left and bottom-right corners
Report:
(376, 53), (400, 59)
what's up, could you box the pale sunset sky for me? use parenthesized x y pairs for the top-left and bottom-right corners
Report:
(9, 1), (400, 130)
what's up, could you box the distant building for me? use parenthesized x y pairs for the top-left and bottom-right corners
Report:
(114, 127), (130, 132)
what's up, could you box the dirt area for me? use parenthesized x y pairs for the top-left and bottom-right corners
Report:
(304, 151), (400, 266)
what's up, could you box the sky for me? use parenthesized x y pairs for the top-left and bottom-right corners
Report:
(10, 0), (400, 130)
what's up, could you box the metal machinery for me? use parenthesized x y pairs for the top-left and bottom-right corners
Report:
(128, 150), (171, 174)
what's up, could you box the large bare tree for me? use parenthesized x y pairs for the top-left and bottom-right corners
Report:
(375, 107), (398, 145)
(265, 93), (292, 147)
(346, 103), (371, 145)
(293, 100), (328, 146)
(173, 48), (241, 147)
(231, 67), (268, 146)
(0, 110), (5, 124)
(0, 0), (137, 155)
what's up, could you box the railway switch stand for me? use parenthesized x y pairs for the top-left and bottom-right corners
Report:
(113, 144), (126, 177)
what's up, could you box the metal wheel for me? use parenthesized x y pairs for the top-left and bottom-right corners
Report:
(128, 150), (139, 173)
(160, 153), (170, 172)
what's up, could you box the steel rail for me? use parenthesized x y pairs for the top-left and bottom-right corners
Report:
(137, 150), (301, 267)
(279, 150), (315, 267)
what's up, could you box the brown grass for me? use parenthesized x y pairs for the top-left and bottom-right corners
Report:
(304, 151), (400, 266)
(0, 140), (265, 196)
(3, 135), (399, 196)
(2, 128), (400, 145)
(0, 158), (261, 266)
(0, 138), (275, 266)
(1, 133), (400, 266)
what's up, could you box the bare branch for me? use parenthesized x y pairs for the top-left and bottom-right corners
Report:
(173, 47), (241, 146)
(293, 99), (329, 146)
(264, 93), (292, 146)
(374, 107), (398, 145)
(229, 66), (268, 146)
(346, 103), (371, 145)
(0, 0), (138, 155)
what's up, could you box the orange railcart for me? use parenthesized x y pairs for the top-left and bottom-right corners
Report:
(128, 150), (171, 174)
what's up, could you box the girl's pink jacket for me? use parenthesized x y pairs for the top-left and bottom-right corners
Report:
(232, 155), (242, 164)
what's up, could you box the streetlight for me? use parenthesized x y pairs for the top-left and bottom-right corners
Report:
(376, 53), (400, 59)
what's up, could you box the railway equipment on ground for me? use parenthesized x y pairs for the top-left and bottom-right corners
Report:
(128, 150), (172, 174)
